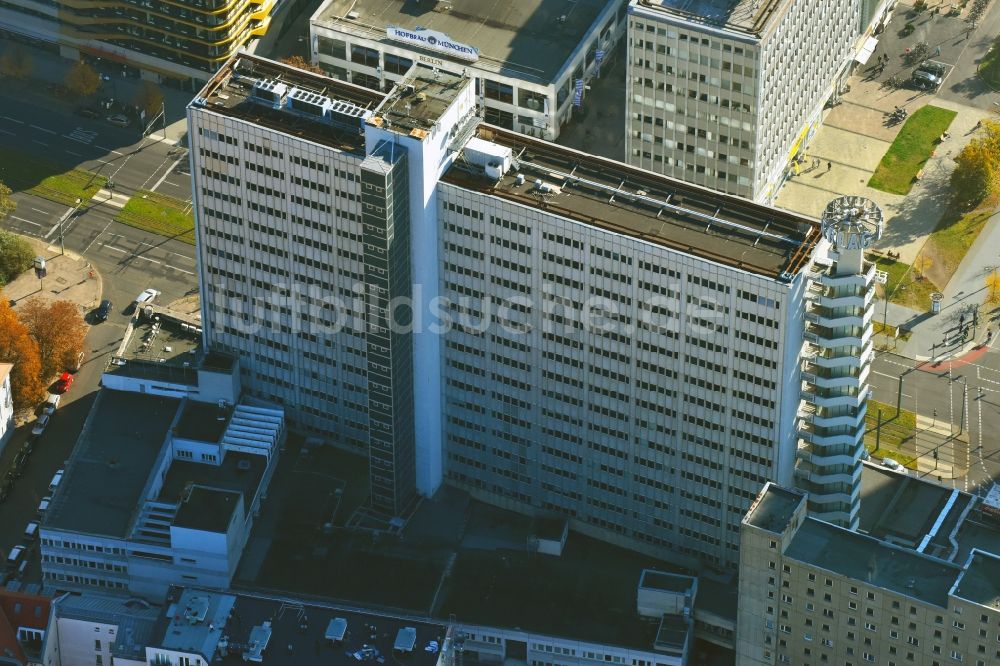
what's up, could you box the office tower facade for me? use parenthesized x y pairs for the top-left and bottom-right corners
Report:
(0, 0), (275, 85)
(309, 0), (625, 141)
(796, 197), (881, 529)
(190, 53), (835, 567)
(625, 0), (862, 202)
(738, 482), (1000, 666)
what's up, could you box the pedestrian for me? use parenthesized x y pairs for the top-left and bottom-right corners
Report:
(827, 161), (832, 172)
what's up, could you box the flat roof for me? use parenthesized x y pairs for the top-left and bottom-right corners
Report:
(314, 0), (614, 83)
(952, 550), (1000, 609)
(631, 0), (786, 36)
(56, 595), (160, 660)
(45, 391), (181, 538)
(444, 126), (819, 281)
(173, 487), (241, 533)
(158, 451), (265, 509)
(155, 587), (448, 666)
(744, 484), (804, 533)
(640, 570), (695, 593)
(192, 53), (383, 152)
(786, 519), (963, 608)
(122, 318), (200, 365)
(174, 400), (230, 443)
(372, 67), (468, 135)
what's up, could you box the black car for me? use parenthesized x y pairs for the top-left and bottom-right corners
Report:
(75, 106), (100, 119)
(0, 478), (11, 503)
(21, 437), (35, 456)
(96, 299), (112, 321)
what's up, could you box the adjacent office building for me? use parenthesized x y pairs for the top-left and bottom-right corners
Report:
(0, 0), (276, 86)
(308, 0), (626, 141)
(39, 313), (285, 599)
(188, 53), (873, 569)
(738, 476), (1000, 666)
(625, 0), (877, 202)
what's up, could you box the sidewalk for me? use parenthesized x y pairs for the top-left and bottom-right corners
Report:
(0, 37), (191, 145)
(1, 236), (103, 317)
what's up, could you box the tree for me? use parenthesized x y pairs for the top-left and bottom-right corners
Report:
(0, 229), (34, 287)
(913, 254), (933, 280)
(0, 44), (32, 81)
(18, 299), (87, 378)
(986, 271), (1000, 307)
(279, 55), (326, 76)
(951, 120), (1000, 208)
(0, 300), (45, 411)
(0, 181), (14, 219)
(65, 61), (101, 98)
(133, 81), (164, 119)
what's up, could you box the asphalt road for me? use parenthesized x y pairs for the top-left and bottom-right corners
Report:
(870, 344), (1000, 498)
(0, 88), (199, 583)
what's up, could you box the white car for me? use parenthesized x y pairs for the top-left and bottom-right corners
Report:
(882, 457), (905, 473)
(31, 414), (50, 436)
(42, 394), (61, 415)
(134, 288), (160, 306)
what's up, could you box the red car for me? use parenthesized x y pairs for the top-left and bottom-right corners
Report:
(54, 372), (74, 393)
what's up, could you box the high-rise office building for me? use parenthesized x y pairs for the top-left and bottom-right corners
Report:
(738, 479), (1000, 666)
(625, 0), (870, 202)
(188, 53), (863, 568)
(0, 0), (276, 85)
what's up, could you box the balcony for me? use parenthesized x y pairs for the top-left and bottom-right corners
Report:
(801, 384), (870, 409)
(809, 263), (877, 289)
(799, 404), (867, 430)
(804, 327), (870, 349)
(796, 440), (865, 469)
(800, 364), (869, 390)
(807, 340), (874, 369)
(798, 422), (866, 449)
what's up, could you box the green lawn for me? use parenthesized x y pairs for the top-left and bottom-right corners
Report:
(868, 105), (958, 194)
(0, 147), (106, 206)
(922, 197), (998, 287)
(979, 38), (1000, 90)
(115, 190), (195, 244)
(865, 399), (918, 468)
(873, 255), (939, 311)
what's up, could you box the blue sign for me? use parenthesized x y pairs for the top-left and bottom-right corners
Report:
(573, 78), (584, 107)
(596, 49), (605, 65)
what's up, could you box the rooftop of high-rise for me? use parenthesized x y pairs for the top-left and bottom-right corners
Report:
(630, 0), (787, 35)
(445, 125), (821, 280)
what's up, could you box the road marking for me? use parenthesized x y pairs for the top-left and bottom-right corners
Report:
(66, 150), (82, 157)
(31, 208), (49, 214)
(872, 371), (901, 380)
(82, 219), (115, 254)
(95, 145), (125, 156)
(0, 129), (14, 136)
(29, 124), (56, 135)
(100, 244), (195, 275)
(43, 206), (77, 240)
(32, 140), (48, 147)
(2, 116), (23, 124)
(10, 216), (42, 228)
(65, 128), (98, 145)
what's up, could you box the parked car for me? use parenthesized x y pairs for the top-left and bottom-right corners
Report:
(96, 299), (112, 321)
(134, 288), (160, 307)
(911, 62), (946, 90)
(37, 496), (50, 516)
(20, 437), (35, 457)
(106, 114), (130, 128)
(48, 469), (64, 494)
(882, 457), (906, 473)
(42, 393), (60, 415)
(75, 106), (100, 119)
(0, 478), (12, 503)
(54, 372), (73, 393)
(5, 546), (24, 570)
(23, 522), (38, 541)
(30, 414), (49, 436)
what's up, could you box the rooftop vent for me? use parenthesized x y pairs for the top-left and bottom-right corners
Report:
(250, 79), (288, 109)
(288, 88), (332, 117)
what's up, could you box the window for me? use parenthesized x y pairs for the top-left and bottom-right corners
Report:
(317, 36), (346, 60)
(484, 80), (514, 104)
(350, 45), (379, 68)
(384, 53), (412, 75)
(95, 639), (101, 651)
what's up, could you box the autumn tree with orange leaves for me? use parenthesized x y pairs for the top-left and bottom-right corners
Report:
(279, 55), (326, 76)
(0, 300), (45, 411)
(951, 120), (1000, 208)
(18, 299), (87, 378)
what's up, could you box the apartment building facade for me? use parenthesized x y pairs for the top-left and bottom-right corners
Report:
(0, 0), (275, 86)
(738, 483), (1000, 666)
(625, 0), (863, 202)
(188, 54), (858, 569)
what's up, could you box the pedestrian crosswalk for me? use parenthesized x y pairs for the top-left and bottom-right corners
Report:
(65, 127), (98, 144)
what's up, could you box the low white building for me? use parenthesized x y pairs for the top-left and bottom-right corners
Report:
(39, 334), (285, 601)
(309, 0), (626, 140)
(0, 362), (13, 454)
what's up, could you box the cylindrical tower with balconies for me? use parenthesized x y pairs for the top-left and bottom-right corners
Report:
(796, 196), (882, 530)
